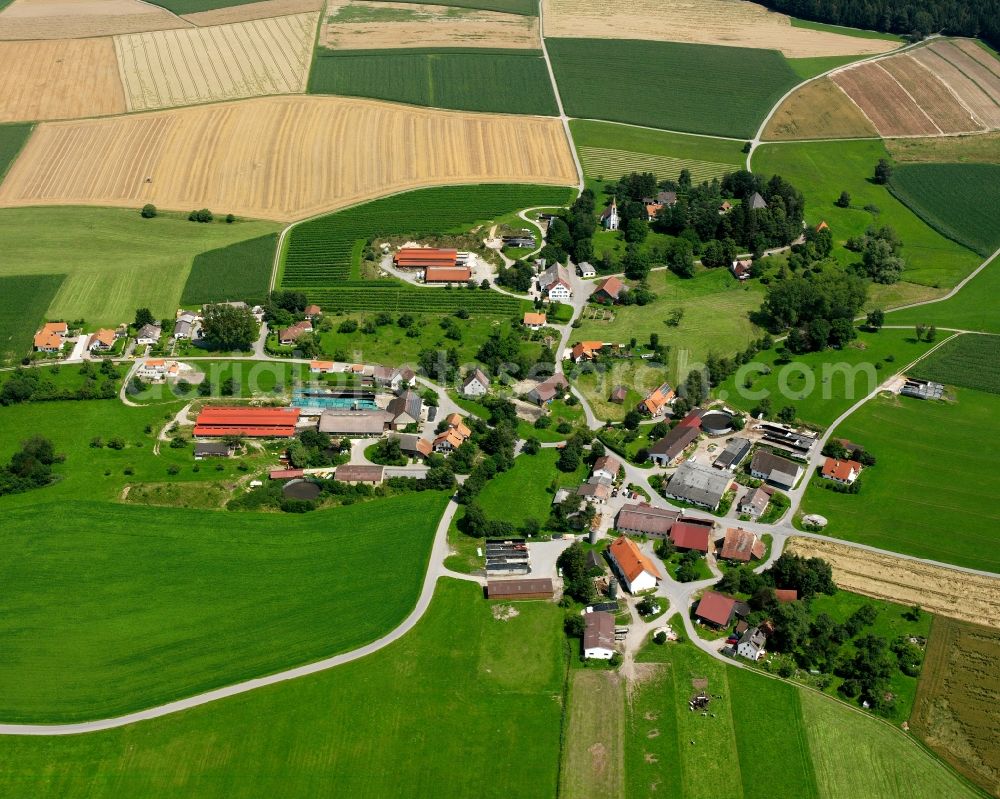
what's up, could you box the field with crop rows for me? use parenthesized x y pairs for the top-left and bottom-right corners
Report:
(763, 77), (878, 140)
(542, 0), (896, 58)
(0, 37), (125, 123)
(181, 233), (278, 305)
(911, 616), (1000, 797)
(578, 147), (733, 184)
(912, 39), (1000, 128)
(889, 163), (1000, 256)
(0, 0), (188, 39)
(309, 48), (557, 115)
(547, 38), (799, 138)
(115, 13), (317, 111)
(0, 96), (576, 222)
(0, 274), (64, 366)
(147, 0), (303, 14)
(910, 333), (1000, 394)
(281, 183), (571, 285)
(381, 0), (538, 16)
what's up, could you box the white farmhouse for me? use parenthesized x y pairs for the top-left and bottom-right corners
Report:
(583, 611), (616, 660)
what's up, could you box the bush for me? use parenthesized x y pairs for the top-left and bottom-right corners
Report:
(653, 631), (667, 644)
(107, 437), (126, 450)
(188, 208), (213, 223)
(140, 204), (157, 219)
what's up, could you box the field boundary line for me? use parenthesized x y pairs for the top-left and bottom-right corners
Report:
(537, 0), (583, 192)
(571, 117), (746, 143)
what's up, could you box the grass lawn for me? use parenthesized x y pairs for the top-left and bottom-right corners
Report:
(477, 447), (586, 527)
(576, 268), (764, 371)
(785, 54), (871, 79)
(180, 233), (278, 306)
(910, 333), (1000, 394)
(0, 274), (65, 365)
(0, 491), (447, 721)
(752, 140), (983, 288)
(712, 327), (935, 429)
(548, 38), (799, 138)
(309, 49), (556, 116)
(561, 670), (625, 798)
(889, 164), (1000, 257)
(789, 17), (903, 40)
(662, 551), (712, 581)
(0, 123), (32, 179)
(0, 579), (565, 796)
(889, 258), (1000, 334)
(128, 359), (302, 404)
(627, 636), (977, 799)
(570, 119), (745, 184)
(799, 388), (1000, 572)
(571, 362), (668, 422)
(0, 207), (279, 327)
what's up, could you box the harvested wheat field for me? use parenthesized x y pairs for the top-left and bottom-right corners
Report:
(763, 77), (877, 140)
(831, 62), (941, 136)
(878, 55), (982, 133)
(0, 95), (577, 221)
(541, 0), (897, 58)
(182, 0), (323, 27)
(0, 0), (188, 39)
(0, 38), (125, 123)
(114, 12), (317, 112)
(785, 537), (1000, 627)
(322, 1), (538, 50)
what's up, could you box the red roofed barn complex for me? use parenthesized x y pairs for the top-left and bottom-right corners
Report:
(194, 407), (301, 438)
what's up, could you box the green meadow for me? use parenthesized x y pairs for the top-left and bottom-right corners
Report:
(889, 258), (1000, 334)
(752, 140), (982, 288)
(799, 388), (1000, 571)
(0, 274), (64, 365)
(0, 123), (32, 179)
(180, 234), (278, 306)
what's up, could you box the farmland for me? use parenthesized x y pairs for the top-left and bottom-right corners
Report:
(890, 164), (1000, 256)
(0, 206), (279, 327)
(0, 0), (189, 39)
(0, 274), (64, 365)
(280, 183), (572, 286)
(910, 40), (1000, 129)
(560, 671), (625, 799)
(322, 2), (538, 50)
(147, 0), (314, 14)
(763, 77), (878, 140)
(890, 258), (1000, 334)
(712, 327), (934, 429)
(0, 579), (566, 797)
(0, 37), (125, 123)
(785, 537), (1000, 629)
(0, 492), (446, 721)
(114, 13), (318, 112)
(0, 122), (30, 178)
(384, 0), (538, 15)
(181, 0), (322, 25)
(628, 638), (974, 799)
(547, 38), (800, 138)
(574, 268), (764, 371)
(752, 140), (983, 288)
(886, 131), (1000, 164)
(541, 0), (897, 58)
(911, 616), (1000, 797)
(910, 333), (1000, 394)
(180, 233), (278, 306)
(797, 388), (1000, 572)
(308, 48), (557, 116)
(0, 96), (577, 222)
(302, 283), (522, 314)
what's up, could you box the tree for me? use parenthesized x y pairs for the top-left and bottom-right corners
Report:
(835, 191), (851, 208)
(225, 213), (236, 224)
(866, 308), (884, 330)
(558, 541), (593, 603)
(522, 437), (541, 455)
(925, 325), (937, 342)
(201, 303), (259, 351)
(133, 307), (155, 329)
(140, 204), (157, 218)
(564, 614), (585, 638)
(915, 323), (926, 341)
(874, 158), (893, 185)
(666, 238), (695, 278)
(778, 405), (797, 423)
(622, 409), (641, 430)
(557, 443), (581, 472)
(188, 208), (213, 223)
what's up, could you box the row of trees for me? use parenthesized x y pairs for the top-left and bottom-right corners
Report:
(1, 360), (120, 406)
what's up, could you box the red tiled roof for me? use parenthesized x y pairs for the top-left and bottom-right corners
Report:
(719, 527), (765, 562)
(595, 275), (624, 299)
(424, 266), (471, 282)
(821, 457), (862, 481)
(195, 406), (301, 438)
(524, 312), (547, 326)
(609, 536), (662, 583)
(677, 408), (704, 429)
(270, 468), (304, 479)
(695, 591), (737, 626)
(669, 521), (711, 552)
(775, 589), (798, 603)
(394, 247), (457, 266)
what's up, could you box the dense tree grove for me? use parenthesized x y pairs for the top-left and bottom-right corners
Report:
(0, 435), (61, 496)
(201, 303), (259, 351)
(760, 269), (867, 350)
(756, 0), (1000, 48)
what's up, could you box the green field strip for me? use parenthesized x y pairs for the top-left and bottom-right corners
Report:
(578, 146), (735, 183)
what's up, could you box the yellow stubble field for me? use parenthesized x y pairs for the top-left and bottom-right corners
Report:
(0, 0), (188, 40)
(0, 95), (578, 221)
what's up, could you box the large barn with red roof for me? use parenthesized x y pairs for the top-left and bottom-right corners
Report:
(194, 407), (301, 438)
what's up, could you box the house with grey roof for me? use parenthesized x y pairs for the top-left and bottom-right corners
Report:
(662, 461), (731, 512)
(713, 437), (752, 471)
(648, 425), (700, 466)
(737, 626), (767, 661)
(318, 409), (393, 436)
(748, 191), (767, 210)
(386, 390), (423, 429)
(527, 373), (568, 405)
(749, 449), (802, 490)
(461, 368), (490, 397)
(615, 503), (679, 539)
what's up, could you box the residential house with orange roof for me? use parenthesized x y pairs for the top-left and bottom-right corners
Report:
(34, 322), (68, 353)
(137, 359), (169, 381)
(718, 527), (765, 563)
(444, 412), (472, 439)
(310, 360), (336, 374)
(592, 275), (626, 304)
(607, 535), (662, 593)
(88, 328), (116, 352)
(731, 259), (753, 281)
(821, 457), (863, 485)
(571, 341), (603, 362)
(523, 311), (547, 330)
(639, 382), (674, 416)
(279, 320), (312, 345)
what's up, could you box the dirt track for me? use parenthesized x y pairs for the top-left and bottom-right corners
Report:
(786, 537), (1000, 627)
(541, 0), (898, 58)
(0, 95), (578, 221)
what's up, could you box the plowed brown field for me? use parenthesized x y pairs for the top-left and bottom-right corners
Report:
(322, 1), (538, 50)
(114, 13), (317, 112)
(785, 537), (1000, 627)
(879, 55), (981, 133)
(0, 0), (188, 39)
(764, 77), (877, 140)
(0, 95), (577, 221)
(182, 0), (322, 27)
(951, 38), (1000, 78)
(0, 38), (125, 123)
(541, 0), (898, 58)
(911, 43), (1000, 129)
(832, 62), (940, 136)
